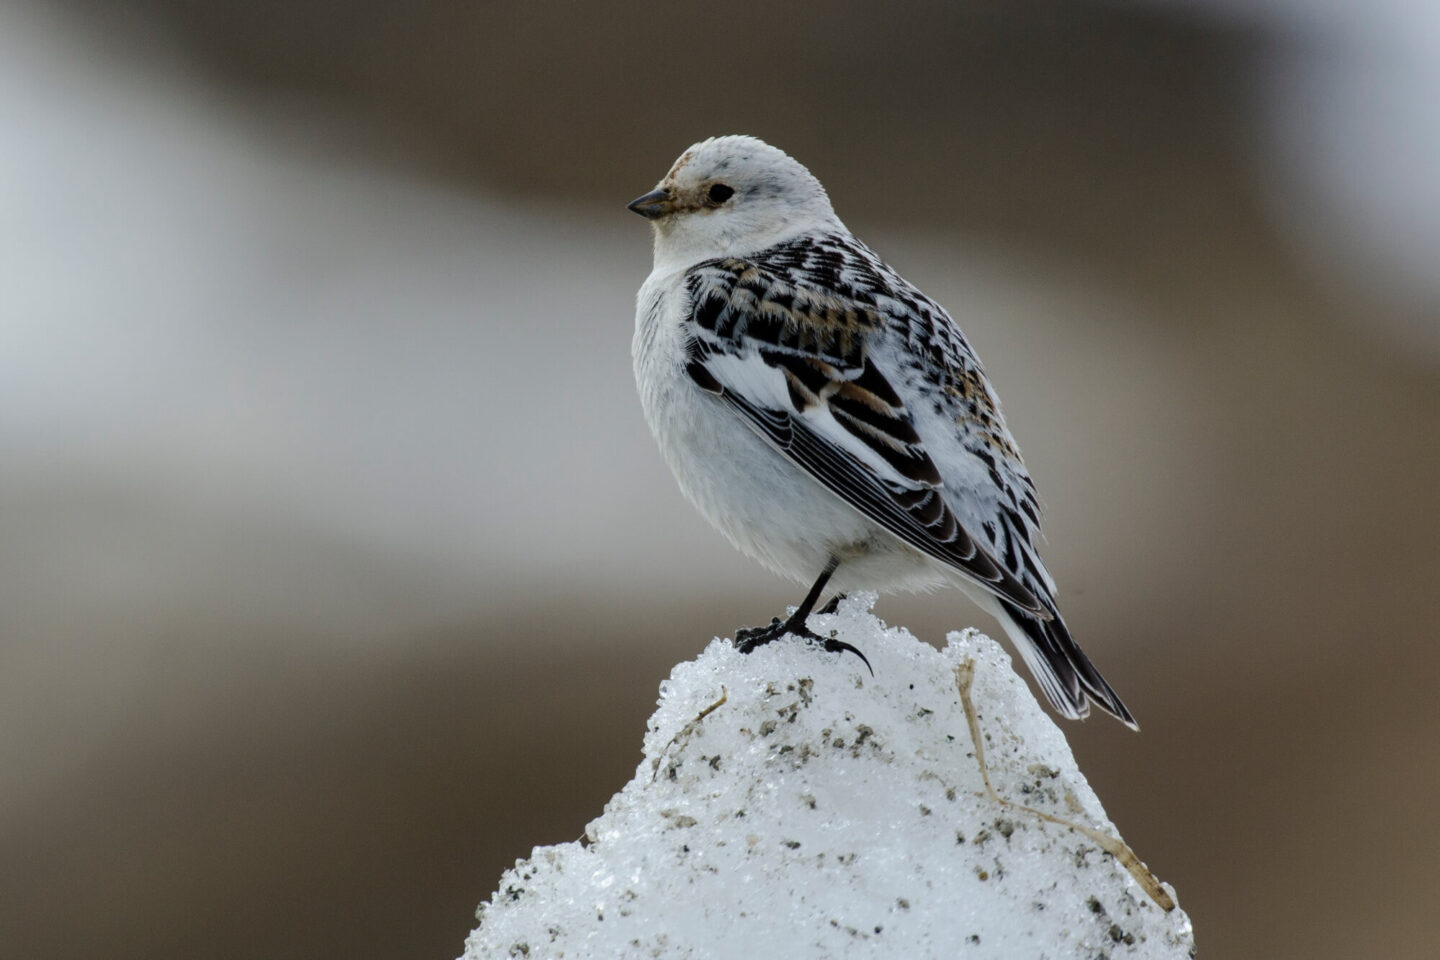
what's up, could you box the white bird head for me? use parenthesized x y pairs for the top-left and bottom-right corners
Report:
(629, 136), (843, 270)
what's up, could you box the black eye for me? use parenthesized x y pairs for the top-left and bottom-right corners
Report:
(707, 183), (735, 204)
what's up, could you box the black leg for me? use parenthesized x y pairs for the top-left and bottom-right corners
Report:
(817, 592), (847, 616)
(791, 556), (839, 624)
(733, 558), (872, 674)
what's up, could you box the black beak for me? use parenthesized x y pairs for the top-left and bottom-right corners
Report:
(627, 188), (674, 220)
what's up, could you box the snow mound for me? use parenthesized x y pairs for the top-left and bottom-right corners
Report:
(463, 595), (1193, 958)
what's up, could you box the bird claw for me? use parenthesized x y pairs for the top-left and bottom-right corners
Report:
(733, 615), (874, 675)
(817, 635), (874, 676)
(734, 618), (786, 653)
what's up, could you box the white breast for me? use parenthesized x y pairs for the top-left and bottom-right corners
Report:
(631, 270), (948, 595)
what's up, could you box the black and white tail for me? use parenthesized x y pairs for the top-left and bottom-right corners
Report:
(994, 598), (1138, 730)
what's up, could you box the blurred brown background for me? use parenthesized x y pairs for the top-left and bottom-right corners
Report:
(4, 1), (1438, 958)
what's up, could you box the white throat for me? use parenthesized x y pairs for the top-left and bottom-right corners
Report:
(648, 207), (845, 275)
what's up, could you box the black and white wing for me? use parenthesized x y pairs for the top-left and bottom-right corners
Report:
(678, 253), (1046, 617)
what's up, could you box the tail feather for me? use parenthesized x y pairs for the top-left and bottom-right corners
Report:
(994, 599), (1138, 730)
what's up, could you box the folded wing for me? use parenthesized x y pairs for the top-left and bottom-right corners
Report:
(681, 257), (1045, 617)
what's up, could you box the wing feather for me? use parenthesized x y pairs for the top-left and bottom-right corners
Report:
(682, 260), (1046, 616)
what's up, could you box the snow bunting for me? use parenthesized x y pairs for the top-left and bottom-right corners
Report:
(629, 135), (1136, 728)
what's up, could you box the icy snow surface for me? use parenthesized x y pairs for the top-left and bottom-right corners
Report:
(463, 596), (1193, 958)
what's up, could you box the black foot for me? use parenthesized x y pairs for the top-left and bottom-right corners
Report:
(817, 593), (847, 616)
(733, 612), (873, 676)
(734, 617), (787, 653)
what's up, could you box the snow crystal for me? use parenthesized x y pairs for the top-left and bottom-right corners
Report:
(463, 595), (1193, 958)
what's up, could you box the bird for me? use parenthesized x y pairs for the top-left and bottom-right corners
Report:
(628, 135), (1136, 728)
